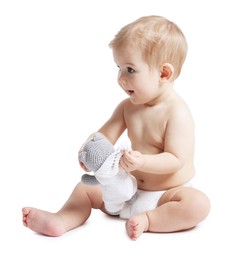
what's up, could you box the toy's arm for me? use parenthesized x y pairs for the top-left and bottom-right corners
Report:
(98, 99), (127, 144)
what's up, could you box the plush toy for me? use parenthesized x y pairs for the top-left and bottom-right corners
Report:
(78, 132), (137, 214)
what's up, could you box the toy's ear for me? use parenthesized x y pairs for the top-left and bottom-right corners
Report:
(81, 174), (99, 185)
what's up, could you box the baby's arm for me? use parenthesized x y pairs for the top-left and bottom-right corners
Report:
(122, 152), (184, 174)
(121, 107), (194, 175)
(98, 99), (127, 144)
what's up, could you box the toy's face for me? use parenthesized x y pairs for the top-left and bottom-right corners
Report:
(78, 133), (115, 172)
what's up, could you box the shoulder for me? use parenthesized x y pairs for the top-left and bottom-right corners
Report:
(113, 98), (131, 113)
(118, 98), (131, 108)
(168, 95), (194, 124)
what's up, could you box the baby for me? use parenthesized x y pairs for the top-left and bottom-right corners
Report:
(22, 15), (210, 240)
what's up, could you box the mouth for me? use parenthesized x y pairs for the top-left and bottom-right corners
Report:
(127, 90), (134, 95)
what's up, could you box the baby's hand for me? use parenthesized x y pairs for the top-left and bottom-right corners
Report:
(79, 161), (91, 172)
(120, 150), (144, 172)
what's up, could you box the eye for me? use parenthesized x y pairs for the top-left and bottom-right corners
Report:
(127, 67), (135, 73)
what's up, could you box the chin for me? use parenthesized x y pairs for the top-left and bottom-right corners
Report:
(130, 96), (148, 105)
(129, 98), (141, 105)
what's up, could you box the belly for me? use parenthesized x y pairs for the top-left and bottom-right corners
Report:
(131, 166), (195, 191)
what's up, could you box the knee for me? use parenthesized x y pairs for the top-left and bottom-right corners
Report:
(184, 190), (211, 224)
(76, 182), (104, 210)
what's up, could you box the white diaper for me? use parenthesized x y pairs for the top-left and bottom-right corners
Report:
(119, 189), (165, 219)
(119, 180), (193, 219)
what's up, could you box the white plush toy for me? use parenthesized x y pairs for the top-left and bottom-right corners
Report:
(78, 132), (137, 215)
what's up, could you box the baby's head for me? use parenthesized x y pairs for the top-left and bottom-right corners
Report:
(79, 133), (114, 172)
(109, 15), (187, 80)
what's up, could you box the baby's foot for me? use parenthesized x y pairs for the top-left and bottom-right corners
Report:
(22, 207), (65, 237)
(125, 213), (149, 240)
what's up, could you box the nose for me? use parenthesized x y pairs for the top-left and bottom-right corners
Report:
(118, 73), (127, 88)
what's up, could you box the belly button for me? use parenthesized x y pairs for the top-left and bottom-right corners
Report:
(139, 179), (144, 183)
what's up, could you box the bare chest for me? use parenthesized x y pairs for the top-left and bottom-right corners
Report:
(124, 106), (167, 152)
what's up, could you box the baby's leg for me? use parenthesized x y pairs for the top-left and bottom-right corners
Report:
(22, 207), (66, 236)
(22, 182), (104, 236)
(125, 187), (210, 240)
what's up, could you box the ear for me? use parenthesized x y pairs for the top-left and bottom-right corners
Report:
(160, 63), (174, 82)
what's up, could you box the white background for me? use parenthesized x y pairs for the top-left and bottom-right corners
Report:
(0, 0), (234, 259)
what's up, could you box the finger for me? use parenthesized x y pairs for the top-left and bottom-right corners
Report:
(119, 158), (127, 169)
(121, 156), (133, 170)
(123, 150), (132, 160)
(122, 155), (131, 166)
(80, 162), (91, 172)
(129, 150), (140, 157)
(124, 152), (135, 165)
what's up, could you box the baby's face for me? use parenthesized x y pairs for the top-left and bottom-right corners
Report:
(112, 46), (162, 106)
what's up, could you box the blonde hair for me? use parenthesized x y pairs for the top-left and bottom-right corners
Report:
(109, 15), (187, 80)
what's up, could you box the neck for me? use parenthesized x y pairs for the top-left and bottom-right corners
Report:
(145, 82), (174, 106)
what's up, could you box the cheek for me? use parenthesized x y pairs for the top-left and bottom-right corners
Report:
(133, 76), (149, 91)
